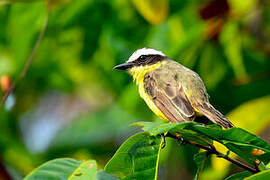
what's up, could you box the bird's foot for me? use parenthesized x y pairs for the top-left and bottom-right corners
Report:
(160, 134), (166, 149)
(177, 137), (187, 146)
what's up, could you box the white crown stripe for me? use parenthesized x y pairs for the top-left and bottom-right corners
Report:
(127, 48), (165, 63)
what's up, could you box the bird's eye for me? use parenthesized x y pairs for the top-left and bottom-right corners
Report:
(139, 55), (147, 61)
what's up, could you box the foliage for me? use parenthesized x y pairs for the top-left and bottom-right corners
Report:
(24, 122), (270, 179)
(25, 159), (97, 180)
(1, 0), (270, 179)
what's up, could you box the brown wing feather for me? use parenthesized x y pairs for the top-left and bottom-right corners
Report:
(144, 71), (195, 123)
(193, 103), (234, 129)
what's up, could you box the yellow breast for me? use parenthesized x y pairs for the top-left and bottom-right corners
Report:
(129, 62), (169, 121)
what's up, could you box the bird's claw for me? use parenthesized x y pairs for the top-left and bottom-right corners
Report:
(178, 137), (187, 146)
(161, 134), (166, 149)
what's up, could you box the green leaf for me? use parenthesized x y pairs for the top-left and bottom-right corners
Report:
(190, 125), (270, 164)
(134, 121), (270, 164)
(97, 171), (119, 180)
(24, 158), (97, 180)
(225, 171), (251, 180)
(194, 151), (209, 180)
(245, 170), (270, 180)
(267, 163), (270, 169)
(131, 121), (181, 136)
(132, 121), (212, 146)
(69, 160), (97, 180)
(104, 132), (162, 180)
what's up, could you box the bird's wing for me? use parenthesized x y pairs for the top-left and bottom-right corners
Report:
(192, 102), (234, 128)
(144, 70), (195, 122)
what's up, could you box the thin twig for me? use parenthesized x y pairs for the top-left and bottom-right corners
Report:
(1, 1), (50, 105)
(166, 133), (260, 174)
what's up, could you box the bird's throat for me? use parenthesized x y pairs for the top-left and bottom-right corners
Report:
(128, 62), (163, 84)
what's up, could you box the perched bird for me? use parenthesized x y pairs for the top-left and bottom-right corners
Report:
(114, 48), (233, 129)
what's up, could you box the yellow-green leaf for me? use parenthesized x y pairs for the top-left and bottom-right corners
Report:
(228, 95), (270, 134)
(245, 170), (270, 180)
(132, 0), (168, 24)
(69, 160), (97, 180)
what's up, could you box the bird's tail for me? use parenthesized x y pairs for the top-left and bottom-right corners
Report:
(194, 102), (234, 129)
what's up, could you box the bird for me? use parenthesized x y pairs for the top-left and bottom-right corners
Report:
(114, 48), (233, 129)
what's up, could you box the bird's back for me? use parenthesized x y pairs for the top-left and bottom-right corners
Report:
(158, 59), (209, 105)
(154, 59), (233, 128)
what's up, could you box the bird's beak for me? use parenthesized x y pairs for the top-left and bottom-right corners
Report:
(113, 62), (134, 70)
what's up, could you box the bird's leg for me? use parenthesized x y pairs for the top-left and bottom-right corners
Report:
(177, 137), (188, 146)
(174, 133), (187, 145)
(165, 133), (187, 146)
(160, 134), (166, 149)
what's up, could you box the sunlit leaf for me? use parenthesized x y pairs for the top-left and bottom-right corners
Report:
(69, 160), (97, 180)
(266, 163), (270, 169)
(228, 95), (270, 134)
(228, 0), (257, 16)
(132, 0), (168, 24)
(24, 158), (97, 180)
(245, 170), (270, 180)
(105, 132), (162, 180)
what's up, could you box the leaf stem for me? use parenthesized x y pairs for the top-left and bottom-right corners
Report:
(166, 133), (260, 174)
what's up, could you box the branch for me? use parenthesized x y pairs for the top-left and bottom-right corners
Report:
(1, 1), (50, 105)
(166, 133), (260, 174)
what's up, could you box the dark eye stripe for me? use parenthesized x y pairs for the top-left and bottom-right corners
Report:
(133, 55), (166, 66)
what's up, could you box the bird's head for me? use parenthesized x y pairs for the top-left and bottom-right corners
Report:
(114, 48), (167, 80)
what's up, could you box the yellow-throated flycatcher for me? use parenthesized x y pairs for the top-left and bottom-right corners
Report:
(114, 48), (233, 129)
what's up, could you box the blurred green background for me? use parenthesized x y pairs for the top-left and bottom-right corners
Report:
(0, 0), (270, 179)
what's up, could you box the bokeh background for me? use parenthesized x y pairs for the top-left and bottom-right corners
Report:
(0, 0), (270, 179)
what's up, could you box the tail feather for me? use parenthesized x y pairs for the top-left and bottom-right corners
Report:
(194, 103), (234, 129)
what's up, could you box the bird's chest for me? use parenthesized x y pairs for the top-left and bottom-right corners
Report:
(138, 75), (168, 120)
(129, 63), (168, 120)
